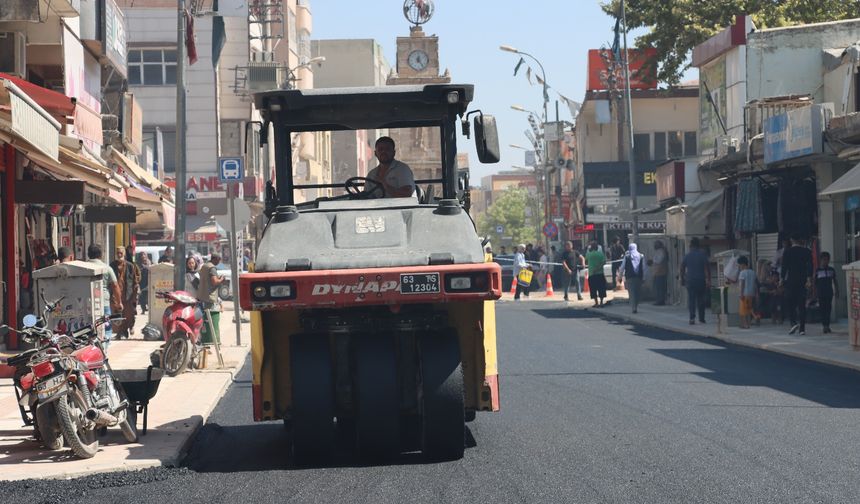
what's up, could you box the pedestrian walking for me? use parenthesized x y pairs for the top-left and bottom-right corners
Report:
(814, 251), (838, 334)
(681, 237), (710, 325)
(737, 256), (756, 329)
(537, 246), (549, 291)
(110, 246), (141, 339)
(87, 244), (120, 347)
(586, 241), (607, 307)
(57, 246), (74, 263)
(621, 243), (646, 313)
(610, 237), (625, 290)
(651, 240), (668, 305)
(138, 252), (151, 315)
(561, 241), (583, 301)
(513, 244), (532, 300)
(780, 235), (813, 335)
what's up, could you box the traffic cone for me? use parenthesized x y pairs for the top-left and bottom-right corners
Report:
(583, 271), (590, 294)
(510, 277), (517, 296)
(545, 273), (555, 297)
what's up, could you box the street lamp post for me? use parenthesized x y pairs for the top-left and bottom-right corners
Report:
(620, 0), (639, 242)
(502, 45), (552, 248)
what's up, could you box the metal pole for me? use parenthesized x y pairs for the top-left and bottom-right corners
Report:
(621, 0), (639, 242)
(229, 198), (241, 345)
(173, 0), (188, 289)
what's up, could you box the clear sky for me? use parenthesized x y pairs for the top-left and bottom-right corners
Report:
(310, 0), (626, 183)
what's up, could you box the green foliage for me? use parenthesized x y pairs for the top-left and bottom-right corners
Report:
(476, 187), (540, 247)
(601, 0), (860, 84)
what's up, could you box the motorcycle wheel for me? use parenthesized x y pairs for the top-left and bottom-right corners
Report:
(162, 334), (193, 377)
(35, 403), (64, 451)
(56, 388), (99, 459)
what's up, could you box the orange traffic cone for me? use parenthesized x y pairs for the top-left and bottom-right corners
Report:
(509, 277), (517, 296)
(545, 273), (555, 297)
(583, 271), (590, 293)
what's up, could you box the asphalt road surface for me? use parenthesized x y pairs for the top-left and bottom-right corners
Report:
(8, 301), (860, 503)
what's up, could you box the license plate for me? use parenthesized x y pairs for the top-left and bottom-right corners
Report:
(400, 273), (440, 294)
(36, 374), (67, 401)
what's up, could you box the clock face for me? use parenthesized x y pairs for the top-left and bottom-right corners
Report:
(407, 50), (429, 71)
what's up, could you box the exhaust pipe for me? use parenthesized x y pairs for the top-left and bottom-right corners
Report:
(85, 408), (118, 426)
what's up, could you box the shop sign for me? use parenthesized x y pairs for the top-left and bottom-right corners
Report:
(764, 104), (827, 164)
(605, 221), (666, 232)
(16, 180), (85, 204)
(83, 204), (136, 223)
(656, 161), (685, 202)
(587, 48), (658, 91)
(122, 93), (142, 155)
(103, 0), (128, 77)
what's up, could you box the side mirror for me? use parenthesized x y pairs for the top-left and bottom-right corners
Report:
(22, 314), (38, 328)
(474, 114), (500, 164)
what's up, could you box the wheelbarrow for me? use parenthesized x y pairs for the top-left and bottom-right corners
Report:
(114, 366), (164, 435)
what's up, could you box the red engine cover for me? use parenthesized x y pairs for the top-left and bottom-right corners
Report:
(72, 345), (104, 370)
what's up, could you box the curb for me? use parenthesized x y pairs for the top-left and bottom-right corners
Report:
(0, 348), (249, 482)
(593, 308), (860, 374)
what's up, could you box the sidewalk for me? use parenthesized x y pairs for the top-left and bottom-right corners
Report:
(501, 285), (860, 373)
(0, 302), (250, 481)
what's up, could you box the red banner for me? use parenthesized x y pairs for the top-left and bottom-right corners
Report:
(586, 48), (658, 91)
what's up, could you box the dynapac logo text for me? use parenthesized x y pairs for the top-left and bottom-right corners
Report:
(312, 281), (399, 295)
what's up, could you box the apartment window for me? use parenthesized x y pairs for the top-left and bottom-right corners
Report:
(633, 133), (650, 161)
(287, 8), (297, 53)
(653, 132), (667, 160)
(684, 132), (697, 157)
(668, 131), (683, 158)
(128, 48), (177, 86)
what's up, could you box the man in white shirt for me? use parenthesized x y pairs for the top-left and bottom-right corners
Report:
(365, 136), (415, 198)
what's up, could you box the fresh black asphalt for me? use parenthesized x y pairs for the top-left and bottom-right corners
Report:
(7, 301), (860, 503)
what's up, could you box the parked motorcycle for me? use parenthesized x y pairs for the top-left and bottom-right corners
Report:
(2, 297), (138, 459)
(153, 290), (205, 376)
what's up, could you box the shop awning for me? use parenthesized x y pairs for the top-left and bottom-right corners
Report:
(0, 73), (75, 118)
(109, 147), (166, 194)
(127, 187), (163, 212)
(0, 79), (61, 161)
(820, 161), (860, 196)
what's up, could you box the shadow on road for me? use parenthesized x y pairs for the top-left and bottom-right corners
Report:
(183, 422), (477, 472)
(531, 304), (860, 408)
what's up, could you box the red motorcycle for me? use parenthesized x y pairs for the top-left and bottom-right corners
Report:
(154, 290), (205, 376)
(2, 297), (137, 459)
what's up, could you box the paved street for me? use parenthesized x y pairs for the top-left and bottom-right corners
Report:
(6, 301), (860, 503)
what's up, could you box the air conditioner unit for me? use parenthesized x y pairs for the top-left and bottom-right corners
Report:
(715, 135), (739, 158)
(251, 51), (275, 63)
(0, 32), (26, 78)
(247, 62), (285, 91)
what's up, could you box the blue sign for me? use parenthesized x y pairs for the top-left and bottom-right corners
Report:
(763, 105), (825, 165)
(496, 225), (504, 234)
(218, 157), (244, 182)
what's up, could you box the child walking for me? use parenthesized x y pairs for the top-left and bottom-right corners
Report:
(815, 251), (839, 333)
(737, 256), (756, 329)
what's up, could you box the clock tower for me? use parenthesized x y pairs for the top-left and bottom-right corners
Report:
(387, 1), (451, 183)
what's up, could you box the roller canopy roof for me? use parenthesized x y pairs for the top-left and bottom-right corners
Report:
(253, 84), (474, 132)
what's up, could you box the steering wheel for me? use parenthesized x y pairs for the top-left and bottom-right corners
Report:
(345, 177), (385, 198)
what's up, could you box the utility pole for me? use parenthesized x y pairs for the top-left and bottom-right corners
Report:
(621, 0), (639, 242)
(174, 0), (188, 289)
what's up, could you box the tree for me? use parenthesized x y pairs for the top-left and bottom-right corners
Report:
(476, 187), (540, 248)
(601, 0), (860, 85)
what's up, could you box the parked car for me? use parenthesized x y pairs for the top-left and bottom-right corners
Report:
(494, 254), (515, 292)
(215, 263), (247, 301)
